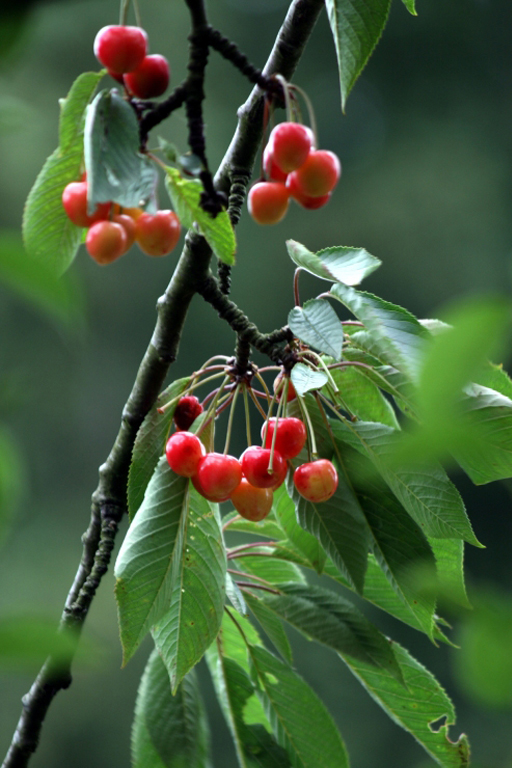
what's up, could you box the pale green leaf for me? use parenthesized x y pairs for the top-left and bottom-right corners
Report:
(166, 167), (236, 265)
(286, 239), (380, 285)
(231, 551), (306, 586)
(401, 0), (417, 14)
(288, 299), (344, 360)
(427, 537), (470, 609)
(290, 363), (328, 396)
(222, 510), (285, 540)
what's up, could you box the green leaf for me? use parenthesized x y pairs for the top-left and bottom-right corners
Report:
(330, 284), (430, 381)
(286, 240), (380, 285)
(288, 299), (344, 360)
(474, 361), (512, 399)
(23, 71), (104, 275)
(84, 89), (158, 210)
(262, 582), (404, 683)
(223, 510), (285, 540)
(272, 485), (326, 573)
(401, 0), (417, 14)
(0, 231), (83, 330)
(128, 377), (191, 520)
(165, 167), (236, 265)
(290, 363), (328, 396)
(249, 645), (350, 768)
(232, 551), (306, 586)
(325, 0), (392, 110)
(331, 419), (480, 546)
(328, 363), (399, 428)
(226, 572), (249, 617)
(244, 592), (293, 664)
(427, 537), (470, 609)
(132, 650), (212, 768)
(0, 427), (24, 547)
(151, 487), (226, 691)
(341, 641), (469, 767)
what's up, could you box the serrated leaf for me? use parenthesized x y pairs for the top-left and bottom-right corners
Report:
(331, 419), (480, 546)
(232, 551), (306, 586)
(249, 645), (350, 768)
(132, 650), (212, 768)
(286, 239), (381, 285)
(223, 510), (285, 540)
(288, 299), (344, 360)
(165, 167), (236, 265)
(23, 71), (104, 274)
(290, 363), (328, 396)
(325, 0), (392, 110)
(427, 537), (470, 609)
(341, 641), (469, 768)
(328, 363), (399, 427)
(226, 572), (249, 617)
(272, 485), (326, 573)
(128, 377), (191, 520)
(151, 488), (226, 691)
(475, 361), (512, 399)
(84, 89), (158, 210)
(244, 592), (293, 664)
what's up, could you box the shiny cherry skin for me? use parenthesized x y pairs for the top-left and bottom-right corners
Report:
(194, 453), (242, 502)
(174, 395), (204, 431)
(135, 210), (181, 256)
(266, 123), (313, 173)
(85, 220), (127, 265)
(240, 446), (287, 490)
(286, 172), (331, 209)
(93, 25), (148, 74)
(124, 54), (170, 99)
(112, 214), (136, 252)
(248, 182), (289, 226)
(293, 459), (338, 503)
(62, 181), (111, 228)
(165, 432), (205, 477)
(230, 478), (273, 521)
(261, 417), (307, 460)
(286, 150), (341, 198)
(273, 372), (296, 402)
(263, 144), (288, 183)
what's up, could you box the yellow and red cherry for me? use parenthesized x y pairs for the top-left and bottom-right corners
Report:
(113, 214), (136, 252)
(194, 453), (242, 502)
(62, 181), (111, 228)
(261, 417), (307, 460)
(267, 122), (313, 173)
(85, 220), (127, 265)
(93, 25), (148, 74)
(135, 210), (181, 256)
(230, 478), (273, 521)
(174, 396), (204, 432)
(287, 150), (341, 198)
(124, 54), (170, 99)
(240, 446), (287, 490)
(293, 459), (338, 503)
(165, 432), (206, 477)
(248, 182), (289, 225)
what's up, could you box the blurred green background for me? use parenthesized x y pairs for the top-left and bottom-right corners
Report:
(1, 0), (512, 766)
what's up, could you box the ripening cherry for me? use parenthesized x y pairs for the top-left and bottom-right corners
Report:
(165, 431), (205, 477)
(113, 214), (136, 252)
(286, 172), (331, 210)
(93, 25), (148, 74)
(286, 150), (341, 198)
(261, 417), (307, 460)
(194, 453), (242, 502)
(263, 144), (288, 183)
(230, 478), (273, 522)
(174, 395), (204, 431)
(267, 123), (313, 173)
(124, 54), (170, 99)
(273, 372), (296, 402)
(240, 446), (288, 490)
(85, 220), (127, 265)
(248, 182), (289, 226)
(62, 181), (111, 228)
(293, 459), (338, 503)
(135, 210), (181, 256)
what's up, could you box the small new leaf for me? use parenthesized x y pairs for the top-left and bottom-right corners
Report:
(286, 240), (381, 285)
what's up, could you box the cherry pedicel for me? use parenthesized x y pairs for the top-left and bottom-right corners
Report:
(240, 446), (287, 490)
(230, 478), (273, 522)
(273, 372), (296, 403)
(293, 459), (338, 503)
(93, 25), (148, 75)
(261, 417), (307, 460)
(194, 453), (242, 502)
(174, 395), (204, 431)
(248, 182), (290, 226)
(124, 54), (170, 99)
(165, 432), (205, 477)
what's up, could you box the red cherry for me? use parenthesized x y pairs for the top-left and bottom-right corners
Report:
(230, 478), (273, 521)
(174, 396), (204, 431)
(62, 181), (111, 228)
(293, 459), (338, 503)
(248, 182), (289, 226)
(261, 417), (307, 460)
(267, 123), (313, 173)
(135, 210), (181, 256)
(286, 172), (331, 209)
(194, 453), (242, 502)
(287, 150), (341, 198)
(93, 25), (148, 74)
(113, 214), (136, 251)
(263, 144), (288, 183)
(240, 446), (287, 490)
(124, 54), (170, 99)
(273, 373), (296, 402)
(165, 432), (205, 477)
(85, 220), (127, 265)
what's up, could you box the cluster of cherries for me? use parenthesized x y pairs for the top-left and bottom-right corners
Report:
(248, 122), (341, 226)
(165, 388), (339, 522)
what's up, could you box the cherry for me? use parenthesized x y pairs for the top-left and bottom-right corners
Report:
(286, 172), (331, 210)
(267, 123), (312, 173)
(85, 220), (127, 265)
(240, 446), (287, 490)
(273, 372), (296, 402)
(113, 213), (136, 251)
(135, 210), (181, 256)
(124, 54), (170, 99)
(174, 395), (204, 431)
(230, 478), (273, 522)
(263, 144), (288, 183)
(165, 431), (205, 477)
(286, 150), (341, 198)
(62, 181), (111, 228)
(93, 25), (148, 74)
(194, 453), (242, 502)
(261, 417), (307, 460)
(248, 182), (289, 226)
(293, 459), (338, 503)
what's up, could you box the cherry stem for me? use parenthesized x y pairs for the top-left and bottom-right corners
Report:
(196, 374), (230, 437)
(267, 390), (284, 475)
(253, 370), (272, 407)
(274, 74), (293, 123)
(227, 568), (274, 588)
(248, 387), (269, 420)
(289, 82), (318, 149)
(294, 268), (302, 307)
(223, 384), (240, 454)
(342, 321), (365, 327)
(157, 370), (227, 414)
(297, 393), (317, 459)
(119, 0), (129, 25)
(227, 541), (277, 557)
(314, 392), (346, 468)
(243, 384), (252, 447)
(222, 514), (240, 531)
(296, 350), (339, 393)
(238, 582), (280, 595)
(224, 606), (250, 645)
(132, 0), (142, 28)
